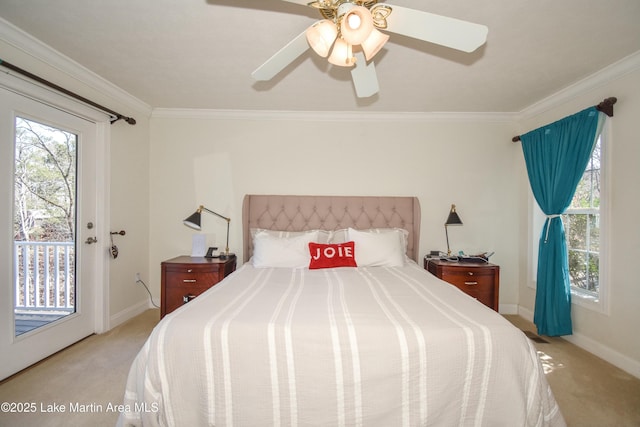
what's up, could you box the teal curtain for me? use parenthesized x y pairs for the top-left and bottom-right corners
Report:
(520, 107), (604, 336)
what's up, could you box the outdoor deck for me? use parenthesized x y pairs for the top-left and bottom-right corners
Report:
(15, 310), (72, 336)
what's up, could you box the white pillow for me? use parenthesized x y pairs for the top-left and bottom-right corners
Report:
(347, 227), (406, 267)
(333, 228), (409, 256)
(329, 228), (349, 244)
(250, 228), (330, 243)
(252, 230), (320, 268)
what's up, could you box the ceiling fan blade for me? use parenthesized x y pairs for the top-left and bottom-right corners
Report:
(252, 29), (311, 81)
(384, 4), (488, 53)
(350, 51), (379, 98)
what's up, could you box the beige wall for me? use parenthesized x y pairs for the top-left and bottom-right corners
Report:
(148, 115), (520, 310)
(108, 117), (151, 320)
(516, 66), (640, 376)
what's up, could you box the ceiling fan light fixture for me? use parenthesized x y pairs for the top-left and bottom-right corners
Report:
(340, 6), (374, 45)
(347, 13), (361, 29)
(361, 28), (389, 61)
(328, 38), (355, 67)
(251, 1), (489, 100)
(306, 19), (338, 58)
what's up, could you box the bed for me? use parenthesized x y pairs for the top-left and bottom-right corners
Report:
(118, 195), (565, 427)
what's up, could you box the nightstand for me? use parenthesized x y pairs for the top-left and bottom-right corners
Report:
(160, 255), (236, 318)
(425, 258), (500, 311)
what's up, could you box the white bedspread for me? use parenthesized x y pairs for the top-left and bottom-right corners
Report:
(118, 262), (565, 427)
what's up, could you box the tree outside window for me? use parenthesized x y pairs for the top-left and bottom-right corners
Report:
(563, 136), (601, 297)
(14, 117), (76, 243)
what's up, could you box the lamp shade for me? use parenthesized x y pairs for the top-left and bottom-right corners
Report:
(306, 19), (338, 58)
(445, 204), (463, 226)
(361, 28), (389, 60)
(341, 6), (374, 45)
(328, 38), (355, 67)
(183, 211), (202, 230)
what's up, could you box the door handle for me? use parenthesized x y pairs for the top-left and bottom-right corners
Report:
(85, 236), (98, 244)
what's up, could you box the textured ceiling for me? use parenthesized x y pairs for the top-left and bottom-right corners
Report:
(1, 0), (639, 113)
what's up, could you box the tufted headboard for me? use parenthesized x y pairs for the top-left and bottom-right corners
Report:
(242, 195), (421, 263)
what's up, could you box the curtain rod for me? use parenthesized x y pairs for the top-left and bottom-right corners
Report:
(512, 97), (616, 142)
(0, 58), (136, 125)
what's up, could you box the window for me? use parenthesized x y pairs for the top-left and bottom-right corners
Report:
(562, 133), (606, 304)
(527, 120), (609, 313)
(14, 117), (78, 335)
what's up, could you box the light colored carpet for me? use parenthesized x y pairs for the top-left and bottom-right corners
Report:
(0, 309), (159, 427)
(505, 315), (640, 427)
(0, 310), (638, 426)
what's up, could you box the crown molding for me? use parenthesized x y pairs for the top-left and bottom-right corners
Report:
(152, 51), (640, 122)
(516, 50), (640, 121)
(151, 50), (640, 123)
(0, 17), (152, 116)
(151, 108), (516, 123)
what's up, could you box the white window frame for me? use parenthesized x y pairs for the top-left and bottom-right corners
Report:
(527, 121), (610, 315)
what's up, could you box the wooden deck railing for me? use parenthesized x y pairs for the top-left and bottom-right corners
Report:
(13, 241), (75, 312)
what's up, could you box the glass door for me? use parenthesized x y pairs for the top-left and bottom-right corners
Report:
(13, 117), (78, 335)
(0, 87), (100, 380)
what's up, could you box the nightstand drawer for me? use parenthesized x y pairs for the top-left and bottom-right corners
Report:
(161, 255), (236, 317)
(425, 258), (500, 311)
(441, 269), (495, 288)
(165, 272), (219, 287)
(446, 280), (495, 308)
(163, 283), (213, 315)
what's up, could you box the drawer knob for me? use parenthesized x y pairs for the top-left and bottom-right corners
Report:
(465, 281), (478, 285)
(183, 294), (196, 303)
(183, 279), (197, 283)
(187, 269), (193, 273)
(467, 272), (474, 276)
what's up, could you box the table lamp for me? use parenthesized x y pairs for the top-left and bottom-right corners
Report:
(445, 204), (463, 256)
(183, 205), (234, 259)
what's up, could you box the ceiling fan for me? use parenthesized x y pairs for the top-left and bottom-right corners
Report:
(251, 0), (488, 98)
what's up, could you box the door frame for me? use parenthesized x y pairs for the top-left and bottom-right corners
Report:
(0, 71), (111, 335)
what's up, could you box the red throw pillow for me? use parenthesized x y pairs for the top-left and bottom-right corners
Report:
(308, 241), (357, 269)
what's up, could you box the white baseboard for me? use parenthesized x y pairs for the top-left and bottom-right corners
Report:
(108, 299), (152, 330)
(518, 306), (640, 379)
